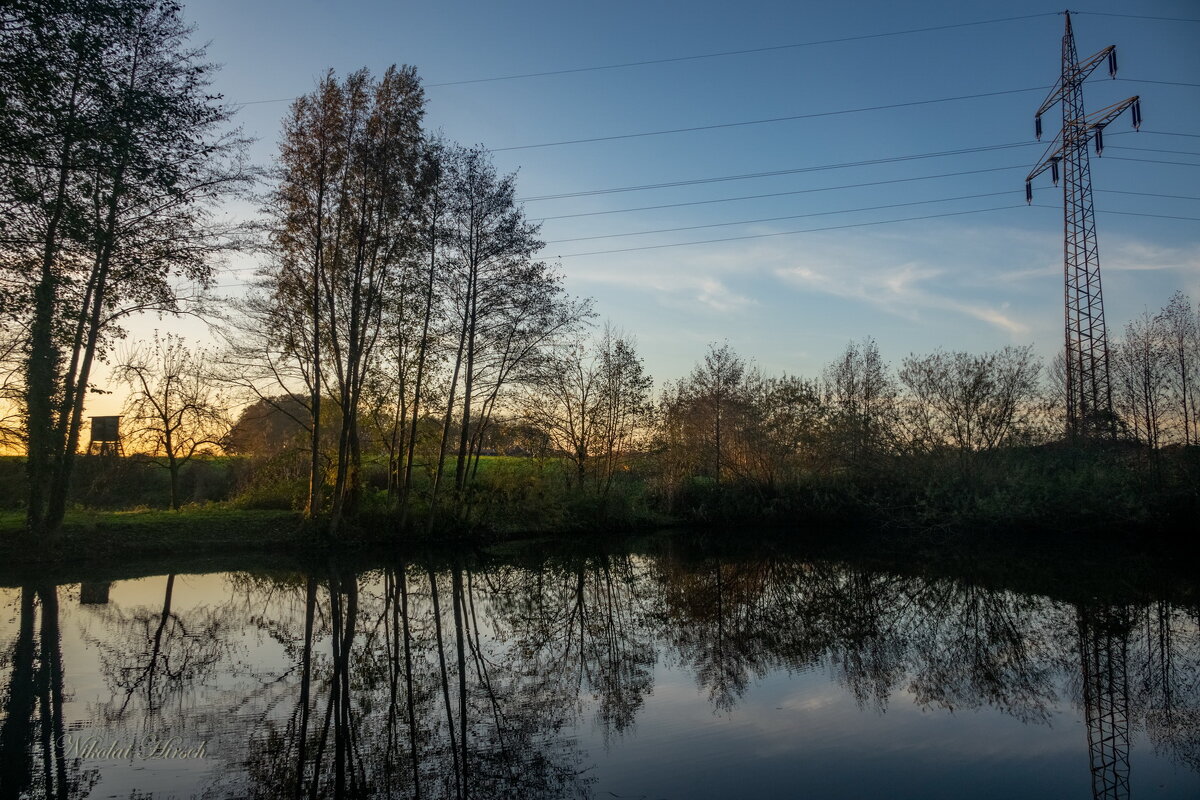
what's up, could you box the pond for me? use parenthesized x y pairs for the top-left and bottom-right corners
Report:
(0, 535), (1197, 799)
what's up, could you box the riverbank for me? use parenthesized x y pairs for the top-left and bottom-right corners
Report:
(1, 472), (1197, 571)
(0, 508), (306, 562)
(1, 520), (1196, 614)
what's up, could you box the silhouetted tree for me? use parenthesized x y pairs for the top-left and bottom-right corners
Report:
(114, 333), (229, 509)
(898, 345), (1042, 458)
(1114, 310), (1170, 448)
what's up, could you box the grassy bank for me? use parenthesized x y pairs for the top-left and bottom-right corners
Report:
(0, 508), (305, 562)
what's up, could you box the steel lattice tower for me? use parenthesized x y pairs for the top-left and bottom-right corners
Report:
(1026, 12), (1141, 440)
(1078, 605), (1132, 800)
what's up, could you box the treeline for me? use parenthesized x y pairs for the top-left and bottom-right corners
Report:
(647, 308), (1197, 530)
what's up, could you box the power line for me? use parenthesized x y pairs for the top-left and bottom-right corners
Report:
(518, 141), (1041, 202)
(202, 200), (1197, 285)
(1077, 11), (1200, 24)
(492, 86), (1050, 152)
(533, 171), (1200, 223)
(1106, 156), (1200, 168)
(1078, 207), (1200, 223)
(533, 164), (1028, 220)
(206, 185), (1195, 273)
(1138, 130), (1200, 139)
(1116, 78), (1200, 89)
(518, 128), (1187, 203)
(428, 13), (1059, 87)
(494, 77), (1200, 154)
(552, 205), (1028, 258)
(1101, 189), (1200, 202)
(208, 177), (1196, 279)
(546, 188), (1200, 245)
(228, 11), (1200, 104)
(1109, 145), (1200, 157)
(545, 191), (1018, 244)
(229, 13), (1059, 106)
(550, 203), (1198, 259)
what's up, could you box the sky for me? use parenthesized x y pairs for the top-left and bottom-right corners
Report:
(87, 0), (1200, 414)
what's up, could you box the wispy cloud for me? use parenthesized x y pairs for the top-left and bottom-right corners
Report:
(566, 250), (756, 314)
(774, 256), (1029, 334)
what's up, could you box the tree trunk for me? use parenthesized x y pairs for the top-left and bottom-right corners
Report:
(401, 185), (440, 526)
(454, 266), (478, 493)
(25, 64), (84, 539)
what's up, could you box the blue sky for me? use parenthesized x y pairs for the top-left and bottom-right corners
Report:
(105, 0), (1200, 411)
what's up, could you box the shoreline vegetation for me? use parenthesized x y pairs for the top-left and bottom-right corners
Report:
(0, 438), (1195, 566)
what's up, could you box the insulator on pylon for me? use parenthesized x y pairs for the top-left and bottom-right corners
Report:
(1108, 50), (1118, 78)
(1131, 99), (1142, 130)
(1051, 159), (1059, 186)
(1035, 115), (1042, 140)
(1025, 181), (1033, 204)
(1094, 126), (1104, 156)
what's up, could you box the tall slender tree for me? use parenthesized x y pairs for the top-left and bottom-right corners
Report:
(254, 65), (425, 531)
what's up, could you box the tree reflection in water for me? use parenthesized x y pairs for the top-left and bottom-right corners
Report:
(0, 587), (99, 800)
(0, 541), (1196, 799)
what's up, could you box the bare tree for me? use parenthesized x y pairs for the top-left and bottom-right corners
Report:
(822, 338), (898, 468)
(521, 337), (599, 487)
(424, 144), (587, 523)
(437, 145), (544, 494)
(114, 333), (229, 510)
(520, 326), (650, 490)
(898, 346), (1042, 458)
(736, 373), (825, 488)
(591, 327), (653, 494)
(1113, 311), (1171, 448)
(249, 66), (426, 531)
(1157, 291), (1198, 445)
(0, 320), (24, 452)
(664, 342), (749, 487)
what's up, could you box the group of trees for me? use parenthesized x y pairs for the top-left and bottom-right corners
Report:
(217, 70), (592, 532)
(652, 337), (1047, 505)
(651, 292), (1200, 523)
(0, 0), (250, 536)
(1112, 290), (1200, 450)
(0, 1), (601, 533)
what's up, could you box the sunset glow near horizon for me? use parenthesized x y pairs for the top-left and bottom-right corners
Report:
(83, 0), (1200, 418)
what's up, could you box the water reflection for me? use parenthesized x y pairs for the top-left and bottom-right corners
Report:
(0, 540), (1197, 799)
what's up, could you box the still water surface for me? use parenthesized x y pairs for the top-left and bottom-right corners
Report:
(0, 537), (1197, 799)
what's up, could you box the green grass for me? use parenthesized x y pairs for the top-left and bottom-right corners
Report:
(0, 506), (306, 563)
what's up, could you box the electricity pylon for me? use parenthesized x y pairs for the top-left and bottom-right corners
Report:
(1078, 604), (1132, 800)
(1026, 11), (1142, 440)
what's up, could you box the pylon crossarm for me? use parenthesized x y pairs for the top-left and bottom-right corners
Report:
(1035, 77), (1066, 123)
(1083, 96), (1141, 131)
(1027, 131), (1065, 182)
(1066, 45), (1117, 88)
(1034, 45), (1118, 129)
